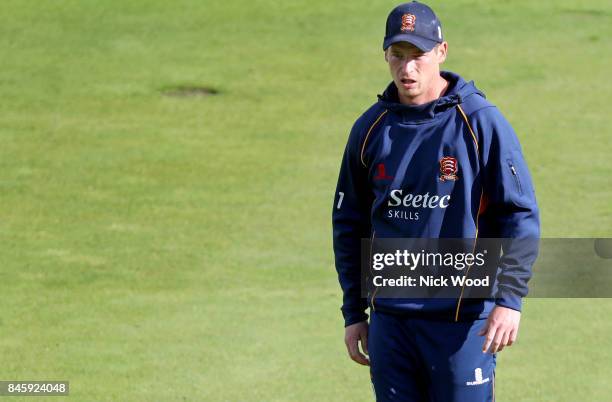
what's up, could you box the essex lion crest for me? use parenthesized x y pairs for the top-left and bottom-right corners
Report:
(439, 156), (459, 182)
(401, 14), (416, 32)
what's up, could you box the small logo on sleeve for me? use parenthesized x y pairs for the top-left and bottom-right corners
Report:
(374, 163), (393, 180)
(439, 156), (459, 182)
(401, 14), (416, 32)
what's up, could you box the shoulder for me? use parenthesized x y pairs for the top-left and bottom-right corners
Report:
(460, 98), (525, 157)
(459, 91), (496, 118)
(459, 94), (515, 136)
(352, 103), (388, 133)
(347, 102), (388, 145)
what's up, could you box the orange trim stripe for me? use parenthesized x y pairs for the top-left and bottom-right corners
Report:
(454, 106), (483, 321)
(360, 110), (388, 167)
(369, 231), (378, 311)
(454, 190), (483, 321)
(456, 104), (479, 153)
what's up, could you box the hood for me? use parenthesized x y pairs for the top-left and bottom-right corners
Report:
(377, 71), (485, 122)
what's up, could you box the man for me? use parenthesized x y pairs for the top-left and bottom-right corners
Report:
(332, 2), (540, 401)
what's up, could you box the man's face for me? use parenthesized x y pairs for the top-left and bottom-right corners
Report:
(385, 41), (447, 104)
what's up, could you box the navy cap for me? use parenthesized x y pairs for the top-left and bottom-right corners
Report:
(383, 1), (443, 52)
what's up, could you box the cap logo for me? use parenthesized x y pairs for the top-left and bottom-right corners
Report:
(439, 156), (459, 182)
(401, 14), (416, 32)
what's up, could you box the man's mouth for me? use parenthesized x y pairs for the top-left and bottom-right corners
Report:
(400, 78), (417, 88)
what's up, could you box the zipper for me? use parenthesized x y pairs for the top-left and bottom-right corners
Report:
(507, 160), (523, 195)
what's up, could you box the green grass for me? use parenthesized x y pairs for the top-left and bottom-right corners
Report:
(0, 0), (611, 400)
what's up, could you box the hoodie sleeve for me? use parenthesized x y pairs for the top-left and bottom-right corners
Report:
(332, 115), (376, 327)
(474, 107), (541, 312)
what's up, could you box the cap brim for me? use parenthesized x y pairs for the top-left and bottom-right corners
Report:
(383, 34), (439, 52)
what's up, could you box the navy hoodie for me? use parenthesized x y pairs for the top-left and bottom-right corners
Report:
(332, 71), (540, 327)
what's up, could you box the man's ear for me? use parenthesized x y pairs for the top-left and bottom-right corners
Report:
(384, 49), (389, 62)
(436, 42), (448, 64)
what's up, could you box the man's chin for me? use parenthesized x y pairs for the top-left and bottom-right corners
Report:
(398, 89), (421, 101)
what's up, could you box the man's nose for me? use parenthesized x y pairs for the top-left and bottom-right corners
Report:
(402, 59), (416, 73)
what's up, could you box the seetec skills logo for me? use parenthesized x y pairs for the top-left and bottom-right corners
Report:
(387, 190), (451, 221)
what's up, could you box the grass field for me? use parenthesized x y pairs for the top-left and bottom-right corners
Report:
(1, 0), (611, 401)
